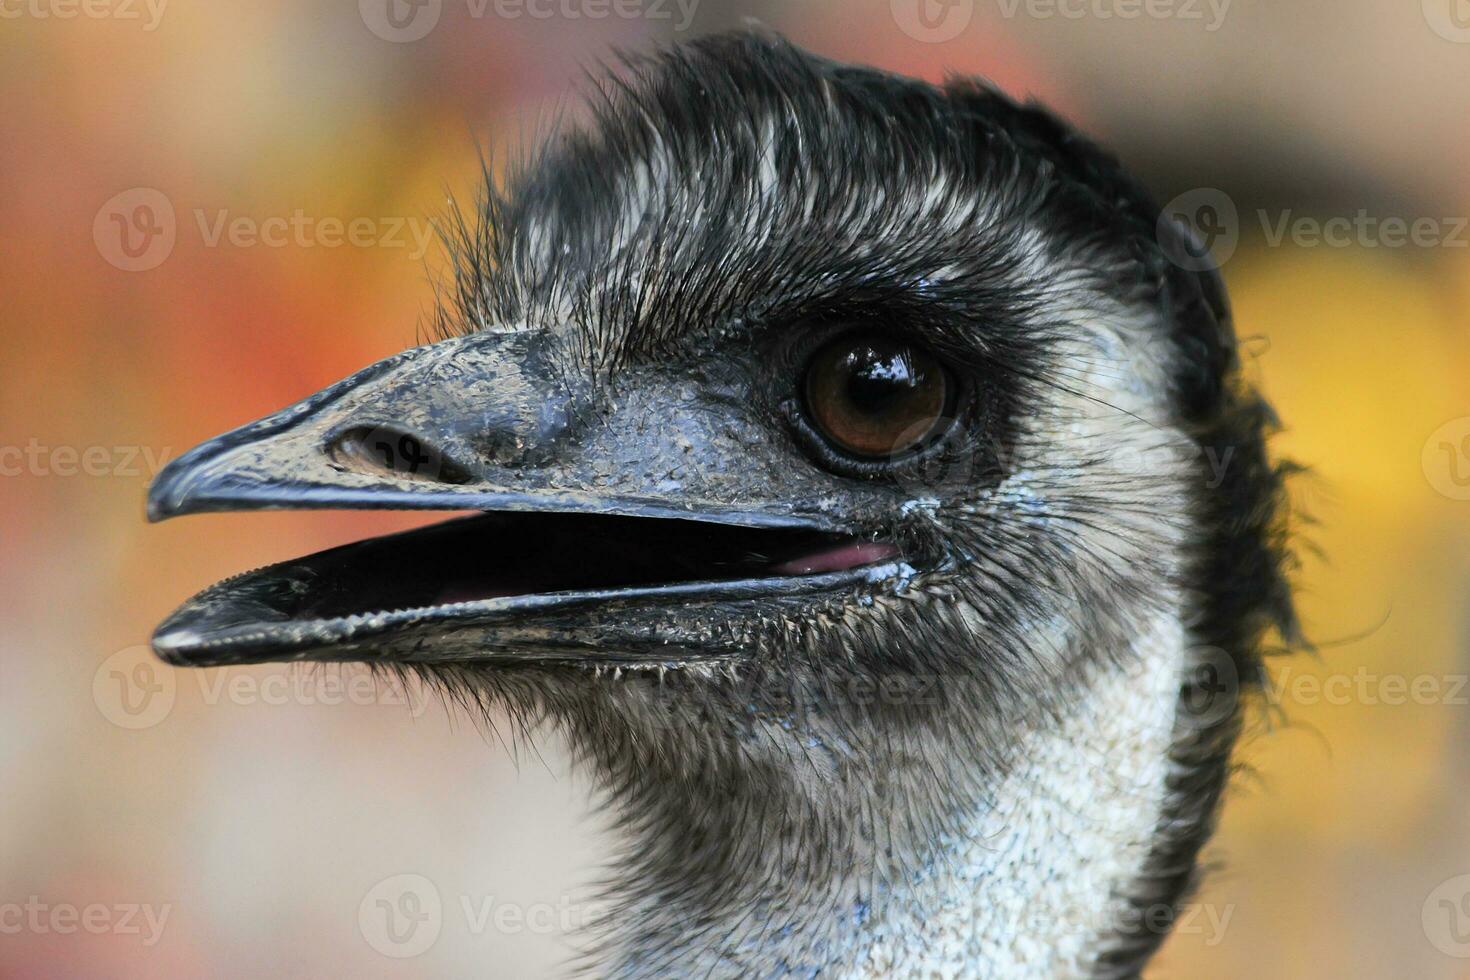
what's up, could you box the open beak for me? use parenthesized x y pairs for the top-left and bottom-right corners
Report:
(147, 332), (906, 669)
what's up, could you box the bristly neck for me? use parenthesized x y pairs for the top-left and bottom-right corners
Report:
(589, 614), (1186, 979)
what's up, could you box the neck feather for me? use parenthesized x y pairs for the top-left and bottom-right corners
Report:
(597, 613), (1186, 978)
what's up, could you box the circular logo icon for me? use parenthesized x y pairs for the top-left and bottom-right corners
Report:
(891, 0), (974, 42)
(1423, 874), (1470, 957)
(342, 423), (450, 483)
(1157, 188), (1239, 272)
(1424, 0), (1470, 42)
(94, 644), (176, 729)
(359, 874), (442, 957)
(94, 188), (176, 272)
(1423, 417), (1470, 500)
(890, 419), (985, 500)
(359, 0), (442, 42)
(1175, 645), (1239, 731)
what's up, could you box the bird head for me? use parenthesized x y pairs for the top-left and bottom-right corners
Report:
(148, 32), (1295, 977)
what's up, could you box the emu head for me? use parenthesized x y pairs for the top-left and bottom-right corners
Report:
(148, 32), (1294, 978)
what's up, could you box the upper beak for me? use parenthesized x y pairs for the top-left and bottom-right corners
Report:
(148, 332), (828, 530)
(146, 331), (903, 669)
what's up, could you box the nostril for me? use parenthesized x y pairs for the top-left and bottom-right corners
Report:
(328, 426), (475, 485)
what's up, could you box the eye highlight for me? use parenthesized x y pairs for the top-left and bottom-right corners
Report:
(801, 333), (954, 461)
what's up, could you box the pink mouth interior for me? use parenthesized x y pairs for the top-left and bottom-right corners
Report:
(769, 541), (900, 576)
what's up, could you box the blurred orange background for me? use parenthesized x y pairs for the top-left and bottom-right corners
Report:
(2, 1), (1468, 977)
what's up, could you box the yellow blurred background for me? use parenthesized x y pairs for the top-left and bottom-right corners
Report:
(2, 1), (1467, 977)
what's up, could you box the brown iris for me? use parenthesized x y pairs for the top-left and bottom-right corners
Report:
(803, 334), (951, 459)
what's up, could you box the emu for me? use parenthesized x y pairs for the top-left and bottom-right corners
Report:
(148, 31), (1295, 978)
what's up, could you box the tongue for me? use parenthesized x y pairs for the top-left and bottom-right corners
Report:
(770, 541), (900, 576)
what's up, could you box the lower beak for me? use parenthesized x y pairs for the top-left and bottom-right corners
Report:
(149, 507), (900, 669)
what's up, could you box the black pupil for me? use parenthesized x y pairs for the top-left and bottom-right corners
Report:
(843, 344), (922, 415)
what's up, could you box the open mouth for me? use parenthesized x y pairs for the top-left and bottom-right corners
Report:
(152, 509), (904, 666)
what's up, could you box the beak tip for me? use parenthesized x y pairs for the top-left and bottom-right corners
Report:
(145, 448), (192, 522)
(146, 446), (219, 522)
(145, 480), (185, 523)
(150, 628), (198, 666)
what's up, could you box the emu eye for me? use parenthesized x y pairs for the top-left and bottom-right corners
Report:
(803, 334), (952, 459)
